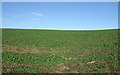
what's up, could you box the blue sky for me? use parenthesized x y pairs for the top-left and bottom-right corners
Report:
(2, 2), (118, 30)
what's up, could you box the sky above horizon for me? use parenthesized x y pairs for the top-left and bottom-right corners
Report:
(2, 2), (118, 30)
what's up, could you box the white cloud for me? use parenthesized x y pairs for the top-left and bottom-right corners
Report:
(32, 12), (43, 16)
(32, 21), (39, 24)
(31, 18), (40, 24)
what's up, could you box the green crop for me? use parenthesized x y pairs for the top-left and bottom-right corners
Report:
(2, 29), (119, 73)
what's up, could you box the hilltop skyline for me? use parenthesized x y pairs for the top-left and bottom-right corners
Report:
(2, 2), (118, 30)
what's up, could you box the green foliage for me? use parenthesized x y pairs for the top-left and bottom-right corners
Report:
(2, 29), (119, 73)
(2, 51), (65, 65)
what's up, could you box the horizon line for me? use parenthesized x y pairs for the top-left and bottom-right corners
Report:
(1, 28), (119, 31)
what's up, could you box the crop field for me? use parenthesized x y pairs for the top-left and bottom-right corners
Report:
(2, 29), (119, 73)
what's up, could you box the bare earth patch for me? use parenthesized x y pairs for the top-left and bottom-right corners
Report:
(56, 63), (69, 72)
(3, 64), (32, 68)
(2, 44), (49, 54)
(61, 56), (77, 60)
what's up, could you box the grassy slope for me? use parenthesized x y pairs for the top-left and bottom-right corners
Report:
(2, 29), (119, 73)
